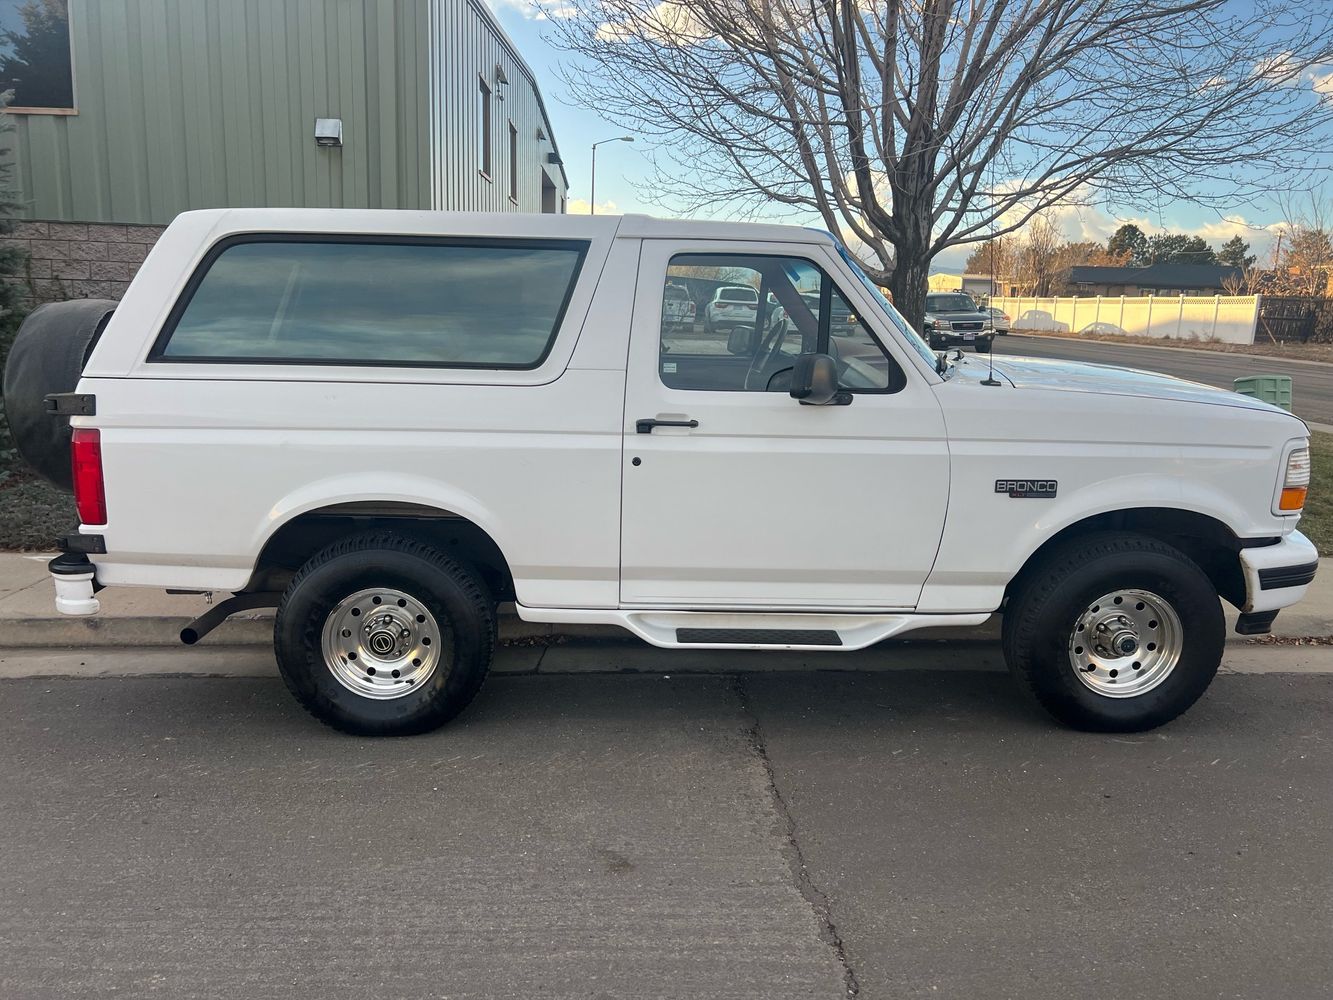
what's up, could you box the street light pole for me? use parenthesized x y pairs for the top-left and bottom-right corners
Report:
(590, 136), (634, 215)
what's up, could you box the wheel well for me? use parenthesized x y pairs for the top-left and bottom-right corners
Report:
(246, 503), (515, 601)
(1006, 508), (1257, 611)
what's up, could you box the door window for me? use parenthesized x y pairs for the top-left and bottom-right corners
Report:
(657, 253), (901, 392)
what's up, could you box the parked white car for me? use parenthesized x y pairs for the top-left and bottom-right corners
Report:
(703, 285), (759, 332)
(6, 209), (1316, 736)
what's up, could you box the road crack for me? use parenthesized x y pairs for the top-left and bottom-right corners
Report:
(733, 674), (861, 998)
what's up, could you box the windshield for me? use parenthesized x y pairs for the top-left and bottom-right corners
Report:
(927, 294), (978, 313)
(833, 243), (939, 371)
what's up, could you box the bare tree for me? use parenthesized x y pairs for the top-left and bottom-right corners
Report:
(1011, 216), (1063, 295)
(550, 0), (1333, 327)
(1274, 185), (1333, 297)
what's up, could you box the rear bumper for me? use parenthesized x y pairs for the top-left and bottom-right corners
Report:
(1239, 531), (1319, 614)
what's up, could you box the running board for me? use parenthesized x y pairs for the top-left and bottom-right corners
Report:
(677, 627), (842, 646)
(514, 607), (992, 651)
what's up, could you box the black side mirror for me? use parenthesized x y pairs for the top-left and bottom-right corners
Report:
(790, 353), (851, 406)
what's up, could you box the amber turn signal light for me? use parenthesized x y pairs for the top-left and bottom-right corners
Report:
(1279, 486), (1308, 512)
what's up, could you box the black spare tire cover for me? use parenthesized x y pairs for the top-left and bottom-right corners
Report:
(2, 299), (116, 491)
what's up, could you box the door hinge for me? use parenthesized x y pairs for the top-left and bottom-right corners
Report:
(44, 392), (96, 416)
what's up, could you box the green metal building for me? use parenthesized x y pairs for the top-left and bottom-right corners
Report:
(0, 0), (568, 300)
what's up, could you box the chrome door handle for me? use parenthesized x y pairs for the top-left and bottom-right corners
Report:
(635, 418), (699, 434)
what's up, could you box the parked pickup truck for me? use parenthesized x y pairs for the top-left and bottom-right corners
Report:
(4, 210), (1317, 736)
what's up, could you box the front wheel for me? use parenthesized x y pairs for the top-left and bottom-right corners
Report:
(274, 533), (496, 736)
(1002, 533), (1224, 731)
(974, 337), (993, 353)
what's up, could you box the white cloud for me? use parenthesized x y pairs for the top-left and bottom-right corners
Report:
(567, 197), (620, 215)
(596, 1), (709, 44)
(485, 0), (575, 19)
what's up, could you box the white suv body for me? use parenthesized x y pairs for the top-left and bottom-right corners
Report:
(42, 209), (1316, 735)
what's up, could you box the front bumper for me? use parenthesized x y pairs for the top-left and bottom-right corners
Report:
(930, 329), (992, 347)
(1239, 530), (1319, 614)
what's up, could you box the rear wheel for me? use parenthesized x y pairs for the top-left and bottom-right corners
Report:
(274, 533), (495, 736)
(1002, 533), (1224, 731)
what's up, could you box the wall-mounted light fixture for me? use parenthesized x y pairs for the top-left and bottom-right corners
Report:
(495, 64), (509, 101)
(314, 118), (343, 147)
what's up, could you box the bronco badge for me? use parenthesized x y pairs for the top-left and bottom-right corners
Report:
(996, 479), (1057, 499)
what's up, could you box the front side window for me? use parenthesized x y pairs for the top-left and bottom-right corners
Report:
(155, 238), (587, 369)
(0, 0), (74, 112)
(658, 253), (901, 392)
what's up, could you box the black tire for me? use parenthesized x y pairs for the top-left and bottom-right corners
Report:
(2, 299), (117, 490)
(274, 533), (496, 736)
(1002, 532), (1224, 732)
(974, 337), (993, 353)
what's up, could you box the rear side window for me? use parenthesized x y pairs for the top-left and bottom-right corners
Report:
(153, 237), (588, 369)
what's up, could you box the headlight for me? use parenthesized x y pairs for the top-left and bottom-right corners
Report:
(934, 319), (952, 330)
(1277, 445), (1310, 513)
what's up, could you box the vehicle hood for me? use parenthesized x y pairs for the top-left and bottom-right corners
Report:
(978, 354), (1293, 415)
(926, 309), (989, 319)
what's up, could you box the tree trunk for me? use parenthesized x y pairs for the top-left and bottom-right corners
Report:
(888, 252), (930, 334)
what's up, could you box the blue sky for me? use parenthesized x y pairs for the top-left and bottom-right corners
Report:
(496, 2), (1299, 272)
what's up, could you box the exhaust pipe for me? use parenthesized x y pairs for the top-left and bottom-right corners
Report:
(181, 592), (281, 645)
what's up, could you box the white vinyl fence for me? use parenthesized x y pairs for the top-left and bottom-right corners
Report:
(991, 295), (1261, 345)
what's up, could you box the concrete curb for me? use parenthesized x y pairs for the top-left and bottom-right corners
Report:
(3, 636), (1331, 679)
(0, 608), (1003, 650)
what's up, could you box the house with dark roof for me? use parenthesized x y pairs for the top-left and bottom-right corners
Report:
(1066, 263), (1244, 296)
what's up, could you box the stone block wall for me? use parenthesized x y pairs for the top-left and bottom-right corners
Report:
(1, 220), (167, 306)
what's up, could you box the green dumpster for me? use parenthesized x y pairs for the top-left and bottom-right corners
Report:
(1233, 374), (1293, 411)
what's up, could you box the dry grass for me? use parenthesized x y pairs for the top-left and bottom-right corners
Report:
(0, 470), (75, 550)
(1300, 431), (1333, 553)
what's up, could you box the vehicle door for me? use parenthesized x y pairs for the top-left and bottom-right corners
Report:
(620, 240), (951, 609)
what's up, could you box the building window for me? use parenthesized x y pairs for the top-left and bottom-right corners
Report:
(0, 0), (75, 113)
(478, 77), (492, 178)
(154, 237), (590, 370)
(508, 121), (518, 203)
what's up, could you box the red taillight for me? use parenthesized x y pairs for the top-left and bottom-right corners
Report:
(71, 428), (107, 525)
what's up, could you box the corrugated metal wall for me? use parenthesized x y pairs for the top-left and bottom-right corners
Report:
(8, 0), (432, 222)
(429, 0), (567, 213)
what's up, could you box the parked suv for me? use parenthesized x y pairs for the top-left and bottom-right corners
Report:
(704, 285), (759, 332)
(924, 292), (994, 351)
(5, 210), (1316, 737)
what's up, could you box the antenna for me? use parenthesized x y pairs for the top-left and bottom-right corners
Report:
(981, 155), (1001, 386)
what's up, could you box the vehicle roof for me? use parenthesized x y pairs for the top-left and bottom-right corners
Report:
(170, 208), (838, 246)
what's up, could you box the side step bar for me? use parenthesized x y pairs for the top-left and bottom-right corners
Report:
(676, 628), (842, 646)
(514, 606), (993, 651)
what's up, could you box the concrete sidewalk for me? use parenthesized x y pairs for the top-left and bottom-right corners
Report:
(2, 551), (1332, 653)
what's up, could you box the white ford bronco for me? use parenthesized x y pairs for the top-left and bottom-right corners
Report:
(4, 210), (1317, 736)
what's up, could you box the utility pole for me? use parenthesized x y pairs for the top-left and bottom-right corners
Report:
(590, 136), (634, 215)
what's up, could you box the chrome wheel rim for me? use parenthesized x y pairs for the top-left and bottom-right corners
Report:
(320, 588), (443, 700)
(1069, 589), (1182, 698)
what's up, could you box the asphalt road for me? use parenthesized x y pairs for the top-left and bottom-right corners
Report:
(3, 671), (1331, 999)
(994, 335), (1333, 426)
